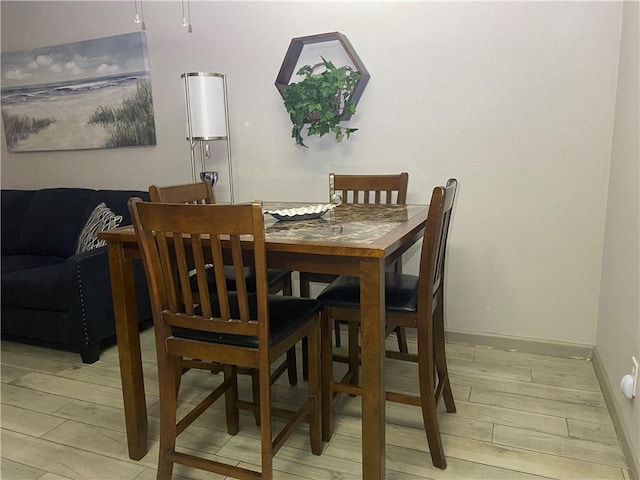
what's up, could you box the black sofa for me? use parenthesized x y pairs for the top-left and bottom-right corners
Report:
(1, 188), (151, 363)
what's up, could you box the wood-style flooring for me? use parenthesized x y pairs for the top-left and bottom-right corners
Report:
(1, 328), (631, 479)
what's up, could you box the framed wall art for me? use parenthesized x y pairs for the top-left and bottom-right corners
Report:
(1, 31), (156, 152)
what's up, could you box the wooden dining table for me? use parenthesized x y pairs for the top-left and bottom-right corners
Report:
(99, 201), (428, 480)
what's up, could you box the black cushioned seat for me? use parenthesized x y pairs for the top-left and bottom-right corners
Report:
(177, 293), (322, 348)
(317, 273), (419, 314)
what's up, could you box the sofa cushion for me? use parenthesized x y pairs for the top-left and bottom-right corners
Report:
(17, 188), (93, 258)
(1, 190), (35, 255)
(1, 261), (69, 311)
(76, 202), (123, 253)
(1, 255), (65, 275)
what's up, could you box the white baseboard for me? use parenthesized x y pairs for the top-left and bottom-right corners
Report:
(592, 348), (640, 480)
(445, 329), (593, 359)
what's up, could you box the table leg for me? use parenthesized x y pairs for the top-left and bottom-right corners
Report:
(107, 243), (148, 460)
(359, 258), (386, 479)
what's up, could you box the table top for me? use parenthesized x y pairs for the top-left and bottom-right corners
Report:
(263, 202), (425, 244)
(99, 202), (428, 258)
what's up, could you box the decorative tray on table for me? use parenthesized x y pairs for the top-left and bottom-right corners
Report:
(264, 203), (337, 221)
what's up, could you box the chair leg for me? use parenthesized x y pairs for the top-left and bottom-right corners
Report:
(175, 361), (183, 401)
(299, 275), (311, 382)
(286, 348), (298, 386)
(302, 336), (309, 381)
(417, 324), (446, 469)
(280, 277), (300, 387)
(156, 355), (179, 480)
(395, 326), (409, 354)
(433, 299), (456, 413)
(347, 321), (359, 388)
(307, 321), (322, 455)
(258, 364), (274, 479)
(334, 319), (342, 347)
(223, 365), (239, 435)
(299, 274), (311, 298)
(251, 369), (261, 426)
(420, 385), (447, 469)
(320, 310), (333, 442)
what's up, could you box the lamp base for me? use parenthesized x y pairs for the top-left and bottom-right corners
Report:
(200, 171), (218, 186)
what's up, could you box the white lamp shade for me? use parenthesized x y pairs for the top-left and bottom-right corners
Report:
(182, 72), (227, 140)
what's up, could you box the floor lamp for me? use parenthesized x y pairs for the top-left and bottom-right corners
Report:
(181, 72), (234, 203)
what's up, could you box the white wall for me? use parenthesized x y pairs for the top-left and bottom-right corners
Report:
(597, 0), (640, 465)
(1, 1), (624, 347)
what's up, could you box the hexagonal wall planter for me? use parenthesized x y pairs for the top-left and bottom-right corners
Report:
(275, 31), (370, 122)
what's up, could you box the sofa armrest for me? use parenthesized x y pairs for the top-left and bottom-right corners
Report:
(66, 247), (151, 356)
(65, 247), (114, 348)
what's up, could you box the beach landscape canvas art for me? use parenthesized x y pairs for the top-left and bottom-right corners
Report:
(1, 32), (156, 152)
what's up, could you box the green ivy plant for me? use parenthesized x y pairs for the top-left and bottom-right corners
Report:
(282, 56), (361, 148)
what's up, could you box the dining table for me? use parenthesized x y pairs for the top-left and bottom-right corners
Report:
(98, 200), (428, 480)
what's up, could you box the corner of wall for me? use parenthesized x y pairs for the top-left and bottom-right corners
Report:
(592, 347), (640, 480)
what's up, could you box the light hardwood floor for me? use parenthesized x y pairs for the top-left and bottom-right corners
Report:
(1, 328), (632, 480)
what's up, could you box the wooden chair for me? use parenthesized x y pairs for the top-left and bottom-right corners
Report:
(129, 198), (322, 479)
(148, 181), (216, 205)
(317, 178), (458, 470)
(149, 181), (298, 386)
(298, 173), (410, 379)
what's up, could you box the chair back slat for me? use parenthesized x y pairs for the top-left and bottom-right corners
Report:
(230, 235), (251, 321)
(172, 232), (196, 316)
(330, 172), (408, 205)
(157, 233), (187, 314)
(208, 234), (231, 319)
(129, 199), (266, 339)
(190, 233), (213, 318)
